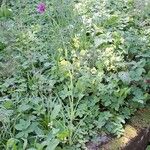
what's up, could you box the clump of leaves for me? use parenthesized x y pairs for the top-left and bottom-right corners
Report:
(0, 0), (150, 149)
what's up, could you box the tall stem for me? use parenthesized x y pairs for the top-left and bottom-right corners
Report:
(68, 68), (74, 145)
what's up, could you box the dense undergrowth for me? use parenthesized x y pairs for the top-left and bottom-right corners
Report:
(0, 0), (150, 149)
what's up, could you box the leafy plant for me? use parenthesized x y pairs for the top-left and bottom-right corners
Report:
(0, 0), (150, 149)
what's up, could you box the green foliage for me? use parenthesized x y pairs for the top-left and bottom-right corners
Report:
(146, 146), (150, 150)
(0, 0), (150, 149)
(0, 4), (12, 19)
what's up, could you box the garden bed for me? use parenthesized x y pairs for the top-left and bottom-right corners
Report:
(0, 0), (150, 149)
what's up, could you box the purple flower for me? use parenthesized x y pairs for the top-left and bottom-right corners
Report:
(37, 2), (46, 13)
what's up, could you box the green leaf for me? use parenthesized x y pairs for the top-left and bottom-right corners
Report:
(46, 139), (59, 150)
(94, 37), (106, 47)
(6, 138), (19, 150)
(23, 139), (28, 150)
(15, 119), (30, 131)
(146, 146), (150, 150)
(104, 15), (119, 27)
(57, 130), (69, 140)
(44, 62), (51, 67)
(18, 104), (31, 112)
(15, 131), (25, 138)
(132, 87), (145, 104)
(3, 100), (14, 109)
(0, 42), (6, 51)
(51, 104), (61, 120)
(34, 126), (44, 137)
(97, 111), (112, 128)
(118, 71), (131, 83)
(0, 5), (12, 19)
